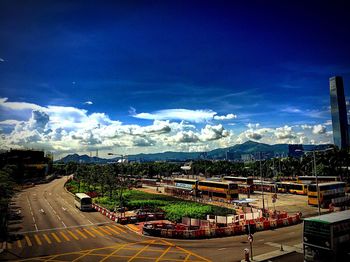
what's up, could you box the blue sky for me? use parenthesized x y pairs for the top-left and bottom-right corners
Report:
(1, 0), (350, 158)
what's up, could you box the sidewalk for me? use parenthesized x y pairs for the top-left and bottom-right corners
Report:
(241, 242), (303, 262)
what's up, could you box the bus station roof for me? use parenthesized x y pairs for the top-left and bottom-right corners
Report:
(304, 210), (350, 224)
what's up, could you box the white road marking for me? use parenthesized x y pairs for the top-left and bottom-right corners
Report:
(57, 194), (93, 225)
(14, 221), (112, 234)
(43, 193), (67, 228)
(26, 195), (38, 232)
(218, 248), (226, 250)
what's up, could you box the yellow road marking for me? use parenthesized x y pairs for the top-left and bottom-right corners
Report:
(75, 229), (87, 239)
(99, 244), (126, 262)
(43, 234), (52, 244)
(156, 246), (172, 262)
(128, 240), (155, 262)
(34, 234), (42, 245)
(67, 230), (79, 240)
(184, 253), (191, 261)
(17, 240), (22, 248)
(24, 235), (32, 246)
(59, 231), (70, 241)
(99, 227), (112, 235)
(91, 227), (104, 236)
(112, 224), (126, 233)
(6, 242), (12, 249)
(51, 232), (61, 243)
(160, 239), (211, 262)
(83, 228), (95, 238)
(105, 225), (120, 235)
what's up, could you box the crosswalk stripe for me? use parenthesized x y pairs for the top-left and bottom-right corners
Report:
(75, 229), (87, 239)
(99, 227), (112, 235)
(17, 240), (22, 248)
(91, 227), (104, 236)
(83, 228), (95, 238)
(105, 225), (120, 235)
(112, 224), (126, 233)
(34, 235), (42, 245)
(6, 242), (12, 249)
(43, 234), (52, 244)
(67, 230), (79, 240)
(59, 231), (70, 241)
(51, 232), (61, 243)
(24, 235), (32, 246)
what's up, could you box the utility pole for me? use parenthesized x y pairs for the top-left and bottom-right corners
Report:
(313, 151), (321, 216)
(259, 152), (265, 213)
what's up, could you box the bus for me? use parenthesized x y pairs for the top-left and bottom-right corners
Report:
(308, 182), (346, 208)
(223, 176), (254, 185)
(198, 180), (238, 201)
(253, 180), (276, 193)
(74, 193), (92, 211)
(276, 182), (308, 195)
(303, 210), (350, 262)
(223, 176), (254, 194)
(297, 176), (339, 185)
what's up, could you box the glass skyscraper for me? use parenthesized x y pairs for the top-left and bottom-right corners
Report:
(329, 76), (349, 149)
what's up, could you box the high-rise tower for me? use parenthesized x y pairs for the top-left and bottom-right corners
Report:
(329, 76), (349, 149)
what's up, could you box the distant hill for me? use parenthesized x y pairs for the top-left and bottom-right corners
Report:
(56, 141), (332, 163)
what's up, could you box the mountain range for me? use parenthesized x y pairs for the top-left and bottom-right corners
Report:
(56, 141), (332, 163)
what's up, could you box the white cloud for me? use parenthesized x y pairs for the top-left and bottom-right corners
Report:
(312, 124), (326, 134)
(84, 101), (93, 105)
(200, 124), (229, 141)
(247, 123), (260, 129)
(0, 119), (21, 125)
(0, 58), (4, 62)
(0, 97), (45, 111)
(213, 113), (237, 120)
(281, 107), (302, 113)
(0, 98), (336, 157)
(275, 125), (296, 139)
(133, 108), (217, 123)
(301, 124), (312, 130)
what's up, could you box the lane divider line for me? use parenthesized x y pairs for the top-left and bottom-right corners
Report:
(24, 235), (32, 247)
(105, 226), (120, 235)
(59, 232), (70, 241)
(17, 240), (22, 248)
(51, 232), (61, 243)
(83, 228), (95, 238)
(67, 230), (79, 240)
(98, 227), (112, 236)
(34, 235), (42, 246)
(75, 229), (87, 239)
(43, 234), (52, 244)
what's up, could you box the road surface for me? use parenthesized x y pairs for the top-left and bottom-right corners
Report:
(1, 177), (303, 261)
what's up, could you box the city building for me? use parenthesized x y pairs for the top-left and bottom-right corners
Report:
(0, 149), (52, 180)
(329, 76), (349, 149)
(288, 144), (304, 158)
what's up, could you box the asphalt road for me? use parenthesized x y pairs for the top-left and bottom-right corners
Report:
(1, 177), (303, 262)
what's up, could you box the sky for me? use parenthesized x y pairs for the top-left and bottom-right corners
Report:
(1, 0), (350, 159)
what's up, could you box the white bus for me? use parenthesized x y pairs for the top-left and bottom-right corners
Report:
(74, 193), (92, 211)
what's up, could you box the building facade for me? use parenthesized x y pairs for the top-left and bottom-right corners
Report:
(329, 76), (349, 149)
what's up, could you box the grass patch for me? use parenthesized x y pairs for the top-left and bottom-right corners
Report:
(66, 180), (234, 221)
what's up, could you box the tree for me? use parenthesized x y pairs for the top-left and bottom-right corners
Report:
(0, 167), (16, 239)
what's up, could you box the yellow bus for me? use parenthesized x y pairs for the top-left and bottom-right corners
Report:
(197, 180), (238, 201)
(307, 182), (346, 208)
(276, 182), (308, 195)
